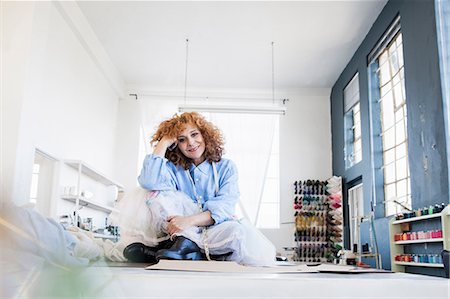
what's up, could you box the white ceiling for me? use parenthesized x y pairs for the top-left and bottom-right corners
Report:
(77, 1), (387, 91)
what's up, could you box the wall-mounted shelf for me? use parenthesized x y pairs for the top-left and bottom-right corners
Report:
(394, 261), (444, 268)
(61, 196), (118, 214)
(56, 159), (124, 236)
(93, 233), (117, 240)
(65, 160), (124, 191)
(392, 213), (442, 225)
(394, 238), (444, 245)
(389, 206), (449, 274)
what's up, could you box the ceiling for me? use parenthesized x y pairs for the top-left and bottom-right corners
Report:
(77, 1), (387, 91)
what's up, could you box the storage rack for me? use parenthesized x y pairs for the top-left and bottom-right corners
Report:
(389, 205), (449, 272)
(59, 160), (124, 240)
(293, 177), (343, 263)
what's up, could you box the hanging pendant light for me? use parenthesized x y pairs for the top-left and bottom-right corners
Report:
(178, 40), (287, 115)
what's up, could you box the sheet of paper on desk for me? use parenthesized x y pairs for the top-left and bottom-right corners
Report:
(145, 260), (391, 274)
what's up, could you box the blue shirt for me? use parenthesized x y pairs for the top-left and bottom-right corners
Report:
(138, 154), (240, 224)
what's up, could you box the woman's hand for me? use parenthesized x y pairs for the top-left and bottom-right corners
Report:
(166, 215), (194, 235)
(153, 136), (177, 157)
(166, 212), (214, 235)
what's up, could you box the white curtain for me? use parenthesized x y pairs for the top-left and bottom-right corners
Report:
(209, 113), (276, 225)
(138, 99), (276, 225)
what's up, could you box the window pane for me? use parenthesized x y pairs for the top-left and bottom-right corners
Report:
(381, 83), (391, 98)
(383, 127), (395, 150)
(389, 48), (400, 75)
(396, 33), (403, 46)
(384, 163), (396, 184)
(395, 106), (404, 123)
(396, 142), (407, 159)
(354, 109), (360, 125)
(381, 92), (395, 129)
(395, 121), (406, 145)
(393, 82), (404, 107)
(384, 148), (395, 165)
(385, 183), (396, 202)
(30, 174), (39, 199)
(379, 61), (391, 86)
(397, 179), (408, 198)
(396, 157), (407, 180)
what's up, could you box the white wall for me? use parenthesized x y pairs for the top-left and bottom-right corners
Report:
(1, 2), (35, 206)
(263, 88), (332, 254)
(114, 99), (141, 190)
(1, 2), (123, 207)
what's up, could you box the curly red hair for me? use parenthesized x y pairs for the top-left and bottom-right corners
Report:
(151, 112), (224, 169)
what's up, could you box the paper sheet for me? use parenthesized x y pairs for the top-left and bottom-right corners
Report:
(145, 260), (392, 274)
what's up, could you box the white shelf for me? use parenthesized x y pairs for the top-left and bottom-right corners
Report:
(61, 196), (118, 214)
(394, 262), (444, 268)
(394, 238), (443, 245)
(392, 212), (442, 224)
(93, 233), (117, 240)
(64, 160), (124, 191)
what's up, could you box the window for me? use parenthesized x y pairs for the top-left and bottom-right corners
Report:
(29, 163), (40, 203)
(344, 74), (362, 168)
(370, 26), (411, 216)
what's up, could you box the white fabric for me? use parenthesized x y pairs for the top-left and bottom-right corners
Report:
(111, 187), (276, 266)
(66, 227), (103, 261)
(0, 203), (89, 267)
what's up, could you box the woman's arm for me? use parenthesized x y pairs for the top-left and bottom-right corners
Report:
(138, 137), (178, 190)
(166, 211), (214, 235)
(153, 136), (176, 157)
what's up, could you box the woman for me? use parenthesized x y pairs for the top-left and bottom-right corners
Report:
(123, 112), (275, 266)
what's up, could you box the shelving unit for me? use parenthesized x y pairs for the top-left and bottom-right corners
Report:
(61, 196), (119, 214)
(93, 233), (117, 240)
(394, 238), (443, 245)
(56, 160), (124, 240)
(65, 160), (124, 191)
(389, 205), (449, 273)
(392, 212), (442, 224)
(393, 261), (444, 268)
(292, 177), (344, 263)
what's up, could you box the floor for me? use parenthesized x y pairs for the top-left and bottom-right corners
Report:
(7, 261), (449, 298)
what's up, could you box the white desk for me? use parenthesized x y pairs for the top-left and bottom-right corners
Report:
(8, 262), (448, 298)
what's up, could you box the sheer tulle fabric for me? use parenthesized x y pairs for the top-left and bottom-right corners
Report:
(110, 187), (275, 266)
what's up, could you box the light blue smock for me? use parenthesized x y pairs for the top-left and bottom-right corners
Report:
(138, 154), (240, 224)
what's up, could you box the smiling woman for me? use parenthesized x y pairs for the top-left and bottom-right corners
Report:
(119, 112), (276, 266)
(150, 112), (223, 169)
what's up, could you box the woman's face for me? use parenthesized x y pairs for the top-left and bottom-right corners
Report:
(177, 123), (206, 166)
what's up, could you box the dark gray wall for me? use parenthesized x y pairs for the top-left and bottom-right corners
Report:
(330, 0), (448, 275)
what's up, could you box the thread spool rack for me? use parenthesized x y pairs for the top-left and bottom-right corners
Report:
(293, 177), (343, 263)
